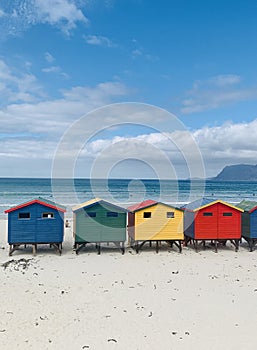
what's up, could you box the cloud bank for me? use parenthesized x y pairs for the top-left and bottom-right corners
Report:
(0, 0), (88, 39)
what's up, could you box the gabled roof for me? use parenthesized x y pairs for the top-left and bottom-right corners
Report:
(127, 199), (158, 212)
(5, 197), (66, 214)
(127, 199), (183, 213)
(181, 198), (244, 213)
(237, 200), (257, 213)
(72, 198), (127, 213)
(181, 198), (214, 211)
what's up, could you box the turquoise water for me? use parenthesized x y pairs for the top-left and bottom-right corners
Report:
(0, 178), (257, 218)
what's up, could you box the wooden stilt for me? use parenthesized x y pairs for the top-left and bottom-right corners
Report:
(173, 240), (182, 253)
(156, 240), (159, 253)
(179, 240), (182, 253)
(97, 243), (101, 255)
(136, 241), (147, 253)
(9, 244), (13, 256)
(193, 239), (198, 252)
(214, 240), (218, 253)
(32, 244), (37, 256)
(121, 241), (125, 255)
(250, 239), (254, 252)
(235, 239), (239, 252)
(75, 243), (86, 255)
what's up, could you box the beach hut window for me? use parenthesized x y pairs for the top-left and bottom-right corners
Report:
(167, 212), (175, 218)
(203, 212), (213, 216)
(143, 212), (151, 218)
(18, 212), (30, 219)
(223, 212), (232, 216)
(107, 211), (118, 217)
(86, 212), (96, 218)
(42, 212), (54, 219)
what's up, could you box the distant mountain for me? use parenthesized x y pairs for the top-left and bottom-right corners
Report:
(214, 164), (257, 181)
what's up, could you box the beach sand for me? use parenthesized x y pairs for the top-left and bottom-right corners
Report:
(1, 218), (257, 350)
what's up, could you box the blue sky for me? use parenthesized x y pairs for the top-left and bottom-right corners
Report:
(1, 0), (257, 178)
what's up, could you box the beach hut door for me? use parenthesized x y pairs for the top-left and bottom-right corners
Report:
(196, 206), (218, 239)
(217, 205), (236, 239)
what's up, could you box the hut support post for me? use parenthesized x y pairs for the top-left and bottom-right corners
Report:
(173, 240), (182, 253)
(136, 241), (147, 253)
(229, 239), (239, 252)
(177, 240), (182, 253)
(244, 237), (257, 252)
(9, 244), (20, 256)
(156, 240), (159, 253)
(135, 241), (139, 253)
(193, 239), (198, 252)
(214, 240), (218, 253)
(32, 244), (37, 256)
(121, 241), (125, 255)
(247, 238), (253, 252)
(52, 243), (62, 255)
(97, 243), (101, 255)
(113, 241), (125, 254)
(75, 243), (87, 255)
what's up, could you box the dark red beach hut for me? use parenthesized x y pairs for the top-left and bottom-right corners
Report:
(182, 198), (243, 252)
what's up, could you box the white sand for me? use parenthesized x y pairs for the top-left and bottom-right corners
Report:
(1, 218), (257, 350)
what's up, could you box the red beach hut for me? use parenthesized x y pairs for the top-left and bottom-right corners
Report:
(182, 198), (243, 252)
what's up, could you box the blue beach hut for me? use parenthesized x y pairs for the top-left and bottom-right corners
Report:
(5, 197), (66, 256)
(237, 200), (257, 251)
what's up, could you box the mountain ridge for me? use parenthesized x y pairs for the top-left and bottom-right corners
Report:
(213, 164), (257, 181)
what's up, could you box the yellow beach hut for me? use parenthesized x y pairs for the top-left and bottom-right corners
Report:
(127, 199), (184, 253)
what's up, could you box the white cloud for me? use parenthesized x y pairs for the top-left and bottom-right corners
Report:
(42, 66), (69, 78)
(0, 0), (87, 38)
(43, 52), (69, 77)
(44, 52), (55, 63)
(75, 118), (257, 178)
(42, 66), (61, 73)
(35, 0), (88, 34)
(130, 43), (159, 62)
(0, 79), (132, 176)
(131, 49), (143, 59)
(0, 9), (5, 17)
(0, 59), (43, 103)
(83, 34), (116, 47)
(181, 74), (257, 114)
(209, 74), (241, 86)
(0, 80), (130, 137)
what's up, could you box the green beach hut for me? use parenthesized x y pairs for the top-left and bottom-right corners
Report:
(72, 198), (127, 254)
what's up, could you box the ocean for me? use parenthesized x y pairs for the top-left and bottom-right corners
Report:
(0, 178), (257, 218)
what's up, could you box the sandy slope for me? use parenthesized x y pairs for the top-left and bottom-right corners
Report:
(0, 219), (257, 350)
